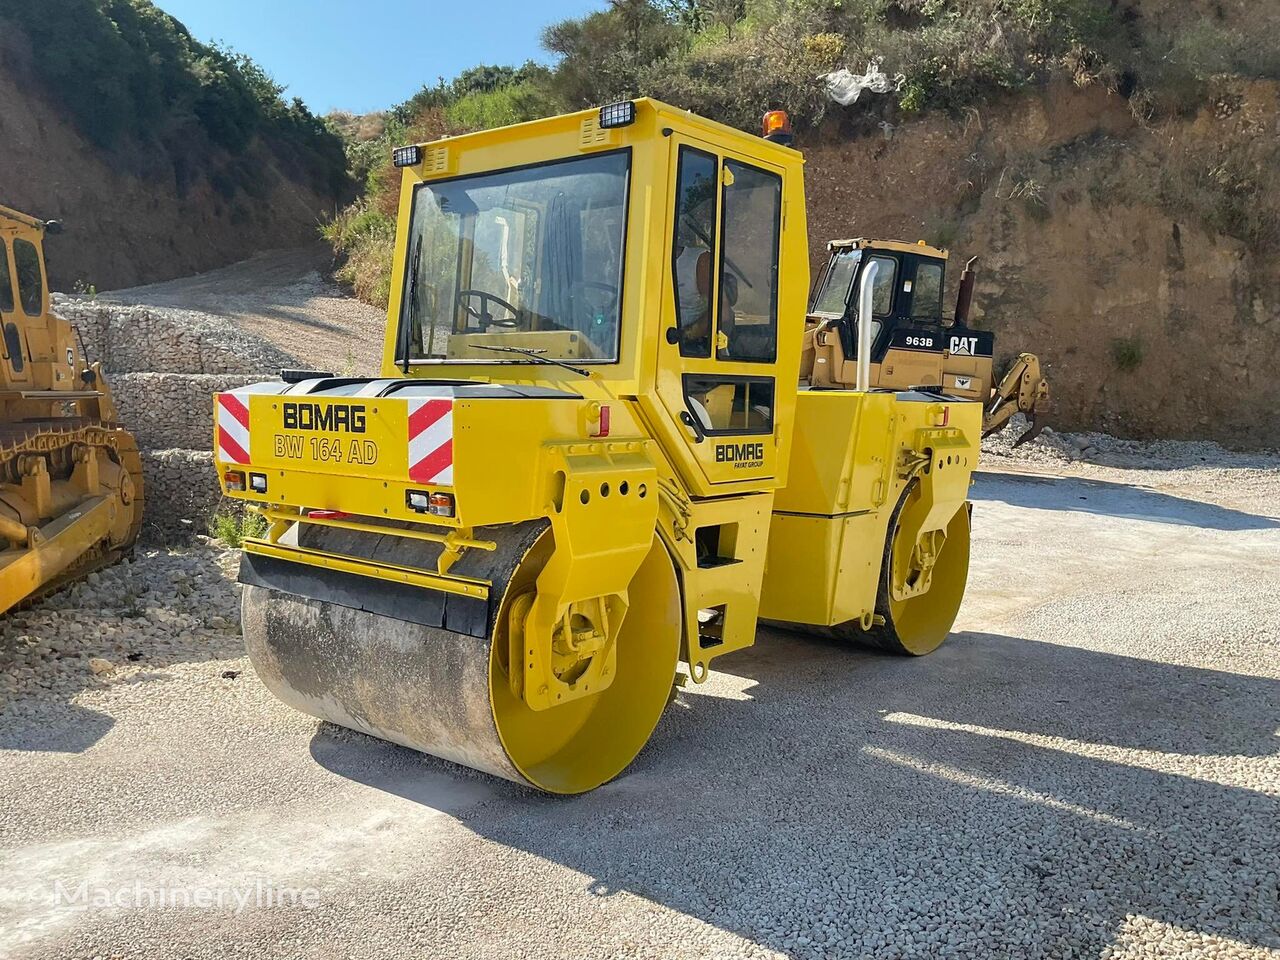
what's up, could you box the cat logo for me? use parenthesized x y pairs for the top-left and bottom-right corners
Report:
(949, 336), (978, 357)
(954, 376), (973, 390)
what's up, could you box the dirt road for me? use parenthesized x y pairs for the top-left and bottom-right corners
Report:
(105, 245), (386, 375)
(2, 458), (1276, 959)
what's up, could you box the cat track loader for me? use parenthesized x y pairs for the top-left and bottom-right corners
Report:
(804, 238), (1050, 446)
(217, 101), (982, 793)
(0, 204), (144, 613)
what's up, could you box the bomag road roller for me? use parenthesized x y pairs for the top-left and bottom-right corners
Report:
(216, 100), (981, 793)
(0, 204), (144, 614)
(805, 238), (1050, 446)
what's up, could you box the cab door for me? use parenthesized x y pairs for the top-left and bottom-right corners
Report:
(648, 133), (785, 494)
(0, 237), (32, 385)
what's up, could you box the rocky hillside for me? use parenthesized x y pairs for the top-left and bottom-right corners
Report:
(319, 0), (1279, 448)
(805, 78), (1280, 447)
(0, 0), (350, 290)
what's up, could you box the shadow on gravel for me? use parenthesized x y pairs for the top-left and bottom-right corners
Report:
(973, 470), (1280, 530)
(311, 628), (1280, 958)
(0, 703), (114, 753)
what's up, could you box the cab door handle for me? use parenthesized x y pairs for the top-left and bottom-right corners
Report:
(680, 410), (705, 443)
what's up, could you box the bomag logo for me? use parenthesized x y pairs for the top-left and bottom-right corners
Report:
(715, 441), (765, 468)
(282, 402), (367, 433)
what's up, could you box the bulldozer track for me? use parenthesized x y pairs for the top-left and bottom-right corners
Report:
(0, 417), (146, 607)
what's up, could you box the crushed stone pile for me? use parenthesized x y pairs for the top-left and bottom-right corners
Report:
(0, 545), (241, 714)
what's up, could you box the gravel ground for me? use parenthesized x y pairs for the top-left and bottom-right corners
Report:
(0, 443), (1277, 959)
(105, 244), (387, 375)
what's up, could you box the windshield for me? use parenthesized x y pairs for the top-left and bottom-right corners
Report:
(399, 151), (630, 364)
(810, 248), (860, 316)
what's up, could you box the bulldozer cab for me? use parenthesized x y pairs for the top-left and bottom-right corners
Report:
(0, 205), (52, 387)
(386, 100), (808, 498)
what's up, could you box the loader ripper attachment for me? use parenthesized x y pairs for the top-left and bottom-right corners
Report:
(982, 352), (1050, 447)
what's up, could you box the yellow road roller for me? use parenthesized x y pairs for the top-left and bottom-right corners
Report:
(216, 100), (981, 793)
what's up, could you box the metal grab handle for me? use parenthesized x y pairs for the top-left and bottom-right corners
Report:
(855, 259), (879, 393)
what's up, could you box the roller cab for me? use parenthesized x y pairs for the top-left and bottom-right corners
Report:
(219, 100), (984, 793)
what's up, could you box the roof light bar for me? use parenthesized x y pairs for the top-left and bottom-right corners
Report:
(598, 101), (636, 129)
(392, 144), (423, 168)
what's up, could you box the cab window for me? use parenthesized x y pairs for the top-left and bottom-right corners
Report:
(811, 249), (859, 316)
(912, 261), (944, 319)
(0, 242), (13, 313)
(869, 254), (896, 316)
(13, 239), (43, 316)
(671, 146), (718, 358)
(683, 375), (773, 435)
(400, 150), (629, 363)
(717, 160), (780, 363)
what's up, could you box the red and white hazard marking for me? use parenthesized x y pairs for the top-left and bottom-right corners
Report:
(407, 398), (453, 485)
(215, 392), (251, 464)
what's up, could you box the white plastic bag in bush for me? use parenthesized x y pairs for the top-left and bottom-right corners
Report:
(821, 60), (905, 106)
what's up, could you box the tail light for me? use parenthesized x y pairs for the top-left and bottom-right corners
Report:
(224, 470), (245, 491)
(406, 491), (455, 518)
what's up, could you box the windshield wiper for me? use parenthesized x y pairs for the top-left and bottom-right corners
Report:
(472, 343), (591, 378)
(400, 236), (423, 374)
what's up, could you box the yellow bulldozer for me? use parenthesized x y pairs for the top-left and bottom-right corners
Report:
(805, 238), (1050, 446)
(0, 204), (144, 614)
(216, 100), (982, 793)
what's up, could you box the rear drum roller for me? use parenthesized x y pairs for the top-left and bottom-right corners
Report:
(242, 527), (681, 794)
(858, 481), (971, 655)
(816, 480), (971, 655)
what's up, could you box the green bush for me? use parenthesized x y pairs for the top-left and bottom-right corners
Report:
(1110, 336), (1144, 372)
(0, 0), (348, 198)
(207, 508), (268, 548)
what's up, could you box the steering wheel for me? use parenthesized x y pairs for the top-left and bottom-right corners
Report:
(457, 289), (520, 329)
(571, 280), (617, 317)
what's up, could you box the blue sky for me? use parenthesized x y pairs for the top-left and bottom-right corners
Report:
(157, 0), (607, 114)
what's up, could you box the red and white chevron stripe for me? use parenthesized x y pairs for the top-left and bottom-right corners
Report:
(407, 398), (453, 485)
(215, 392), (251, 464)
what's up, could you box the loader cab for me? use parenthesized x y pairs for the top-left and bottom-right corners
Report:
(386, 99), (809, 500)
(805, 237), (996, 398)
(808, 238), (950, 363)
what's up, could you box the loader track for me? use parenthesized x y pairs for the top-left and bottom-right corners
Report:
(0, 418), (146, 608)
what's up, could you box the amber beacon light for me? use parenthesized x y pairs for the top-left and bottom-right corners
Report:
(761, 110), (793, 145)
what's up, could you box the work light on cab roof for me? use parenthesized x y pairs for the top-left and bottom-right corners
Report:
(392, 144), (422, 168)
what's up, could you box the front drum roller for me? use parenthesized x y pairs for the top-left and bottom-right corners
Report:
(241, 524), (681, 794)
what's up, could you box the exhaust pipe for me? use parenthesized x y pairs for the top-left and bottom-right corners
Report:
(954, 255), (979, 326)
(855, 259), (879, 393)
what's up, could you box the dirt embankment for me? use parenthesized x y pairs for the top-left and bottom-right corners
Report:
(803, 81), (1280, 449)
(0, 32), (342, 291)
